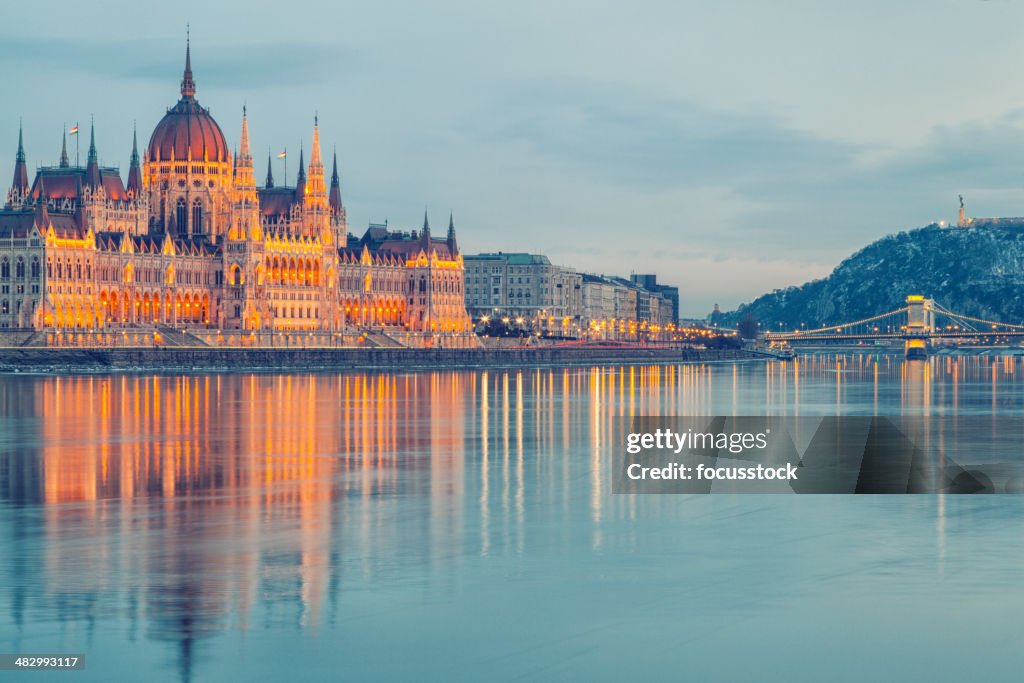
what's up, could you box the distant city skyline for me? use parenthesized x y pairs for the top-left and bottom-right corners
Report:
(4, 0), (1024, 316)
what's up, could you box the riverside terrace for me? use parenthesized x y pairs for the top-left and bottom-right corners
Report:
(0, 346), (762, 374)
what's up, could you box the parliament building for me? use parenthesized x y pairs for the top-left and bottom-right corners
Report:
(0, 41), (470, 345)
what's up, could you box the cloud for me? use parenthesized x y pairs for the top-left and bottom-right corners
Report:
(477, 79), (856, 194)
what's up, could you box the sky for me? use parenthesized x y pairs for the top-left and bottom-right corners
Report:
(2, 0), (1024, 316)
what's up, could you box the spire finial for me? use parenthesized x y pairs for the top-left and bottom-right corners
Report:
(265, 148), (275, 188)
(181, 27), (196, 99)
(423, 208), (430, 234)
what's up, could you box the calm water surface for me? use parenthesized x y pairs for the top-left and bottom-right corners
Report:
(1, 353), (1023, 682)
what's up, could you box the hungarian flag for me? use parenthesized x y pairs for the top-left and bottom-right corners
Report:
(277, 150), (287, 159)
(68, 125), (79, 136)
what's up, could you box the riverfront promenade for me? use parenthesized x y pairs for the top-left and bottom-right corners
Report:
(0, 346), (760, 373)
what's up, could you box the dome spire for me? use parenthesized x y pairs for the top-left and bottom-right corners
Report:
(265, 149), (274, 188)
(180, 26), (196, 99)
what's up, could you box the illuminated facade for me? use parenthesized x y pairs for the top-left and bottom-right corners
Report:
(0, 41), (470, 341)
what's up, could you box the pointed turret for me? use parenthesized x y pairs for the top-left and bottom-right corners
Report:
(265, 151), (275, 188)
(329, 149), (342, 216)
(234, 107), (256, 191)
(180, 30), (196, 100)
(310, 115), (322, 170)
(304, 116), (327, 206)
(85, 120), (101, 188)
(59, 128), (69, 168)
(421, 209), (431, 246)
(11, 123), (29, 194)
(295, 144), (306, 196)
(239, 106), (252, 164)
(126, 124), (142, 195)
(447, 211), (458, 254)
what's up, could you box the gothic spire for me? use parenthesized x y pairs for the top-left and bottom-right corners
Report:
(447, 211), (457, 253)
(329, 148), (342, 215)
(12, 122), (28, 193)
(87, 120), (97, 163)
(126, 123), (142, 195)
(59, 127), (69, 168)
(265, 150), (274, 188)
(295, 143), (306, 193)
(180, 28), (196, 99)
(130, 124), (139, 165)
(85, 119), (100, 188)
(422, 209), (431, 240)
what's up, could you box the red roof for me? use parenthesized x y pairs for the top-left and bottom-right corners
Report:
(148, 98), (230, 163)
(29, 168), (128, 202)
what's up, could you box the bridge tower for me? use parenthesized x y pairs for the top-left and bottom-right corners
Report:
(904, 295), (934, 360)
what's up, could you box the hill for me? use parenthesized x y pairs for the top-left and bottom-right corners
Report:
(725, 224), (1024, 328)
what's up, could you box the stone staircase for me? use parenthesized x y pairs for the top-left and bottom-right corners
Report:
(0, 329), (44, 347)
(358, 329), (407, 348)
(155, 326), (209, 347)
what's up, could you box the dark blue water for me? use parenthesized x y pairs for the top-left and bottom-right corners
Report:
(1, 354), (1023, 682)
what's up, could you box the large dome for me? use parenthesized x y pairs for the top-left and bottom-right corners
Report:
(146, 40), (230, 164)
(148, 100), (230, 163)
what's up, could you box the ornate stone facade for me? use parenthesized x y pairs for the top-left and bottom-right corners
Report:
(0, 42), (470, 344)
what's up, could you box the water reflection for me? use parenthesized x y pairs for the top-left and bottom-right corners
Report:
(1, 353), (1024, 681)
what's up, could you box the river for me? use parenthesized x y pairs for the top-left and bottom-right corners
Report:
(1, 353), (1023, 681)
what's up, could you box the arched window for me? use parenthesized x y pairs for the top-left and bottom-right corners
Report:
(175, 198), (187, 233)
(192, 198), (203, 235)
(15, 258), (25, 279)
(31, 258), (40, 279)
(0, 258), (8, 279)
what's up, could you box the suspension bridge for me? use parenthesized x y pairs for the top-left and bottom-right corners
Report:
(763, 295), (1024, 359)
